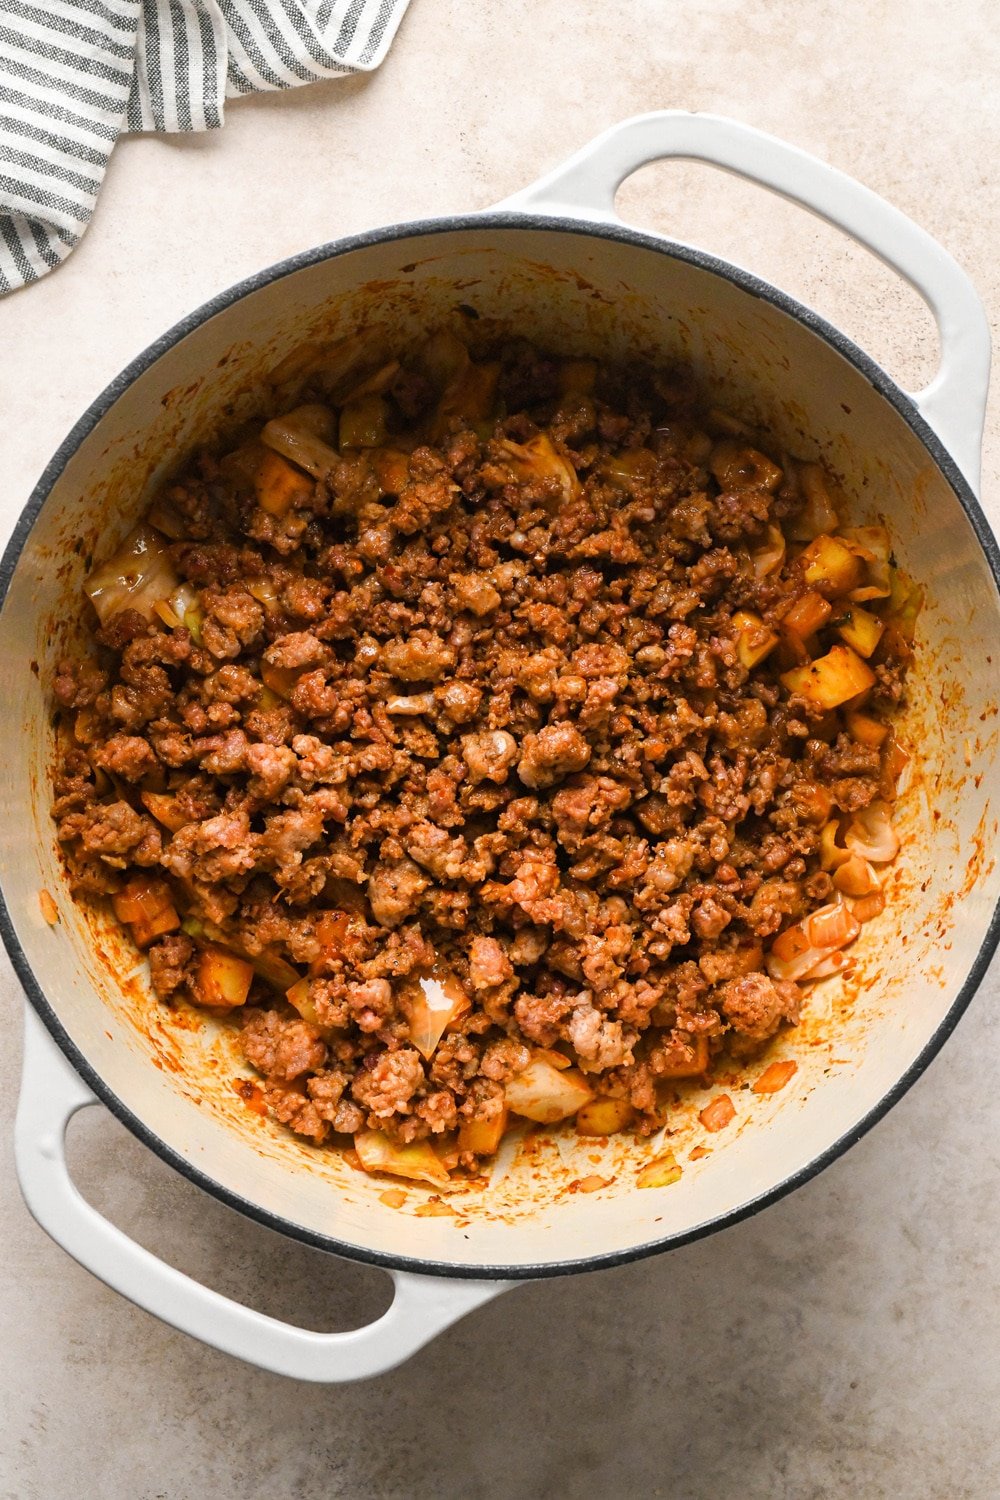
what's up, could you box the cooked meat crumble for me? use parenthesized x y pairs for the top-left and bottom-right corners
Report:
(50, 332), (918, 1182)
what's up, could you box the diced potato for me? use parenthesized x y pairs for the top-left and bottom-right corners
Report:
(834, 603), (884, 658)
(254, 449), (314, 517)
(846, 710), (889, 748)
(885, 568), (924, 642)
(140, 791), (193, 833)
(781, 645), (875, 709)
(656, 1033), (709, 1079)
(405, 968), (470, 1060)
(732, 610), (779, 669)
(339, 394), (389, 449)
(576, 1097), (635, 1136)
(285, 977), (317, 1023)
(505, 1058), (594, 1123)
(129, 906), (181, 949)
(458, 1106), (509, 1157)
(112, 876), (175, 926)
(354, 1129), (451, 1186)
(372, 448), (411, 497)
(801, 534), (864, 596)
(781, 590), (833, 641)
(558, 359), (598, 395)
(193, 945), (254, 1009)
(636, 1151), (682, 1189)
(532, 1046), (572, 1071)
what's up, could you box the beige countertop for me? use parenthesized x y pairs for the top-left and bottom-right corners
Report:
(2, 1), (1000, 1495)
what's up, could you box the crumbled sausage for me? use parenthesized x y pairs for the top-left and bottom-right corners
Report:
(51, 339), (911, 1165)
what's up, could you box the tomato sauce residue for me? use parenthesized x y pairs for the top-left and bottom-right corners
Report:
(232, 1078), (268, 1116)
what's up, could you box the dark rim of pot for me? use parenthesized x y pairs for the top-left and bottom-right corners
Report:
(2, 212), (998, 1286)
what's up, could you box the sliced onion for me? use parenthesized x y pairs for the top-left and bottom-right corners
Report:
(842, 525), (892, 600)
(261, 405), (339, 477)
(406, 969), (470, 1060)
(845, 802), (899, 863)
(494, 434), (580, 502)
(800, 950), (852, 980)
(766, 899), (861, 982)
(750, 523), (786, 578)
(787, 462), (839, 540)
(833, 854), (880, 897)
(386, 693), (435, 715)
(84, 525), (178, 625)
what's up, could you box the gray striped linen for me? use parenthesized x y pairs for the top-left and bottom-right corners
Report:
(0, 0), (410, 292)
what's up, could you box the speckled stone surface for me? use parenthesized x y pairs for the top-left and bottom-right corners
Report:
(2, 2), (999, 1495)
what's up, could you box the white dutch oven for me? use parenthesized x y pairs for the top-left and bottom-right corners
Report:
(3, 113), (996, 1382)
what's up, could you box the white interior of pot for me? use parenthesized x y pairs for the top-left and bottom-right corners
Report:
(2, 223), (998, 1273)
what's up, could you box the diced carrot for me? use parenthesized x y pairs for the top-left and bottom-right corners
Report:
(752, 1059), (798, 1094)
(699, 1094), (736, 1132)
(254, 449), (314, 517)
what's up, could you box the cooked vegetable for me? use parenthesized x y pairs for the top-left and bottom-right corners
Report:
(656, 1034), (710, 1078)
(458, 1107), (509, 1157)
(193, 945), (254, 1008)
(766, 900), (861, 982)
(833, 854), (880, 897)
(710, 440), (783, 493)
(846, 710), (889, 748)
(801, 534), (863, 596)
(576, 1097), (635, 1136)
(844, 802), (899, 863)
(781, 645), (876, 708)
(790, 462), (839, 540)
(819, 818), (851, 871)
(433, 359), (500, 437)
(112, 876), (178, 934)
(254, 449), (314, 517)
(752, 1059), (798, 1094)
(732, 610), (778, 669)
(140, 791), (193, 833)
(504, 1057), (594, 1123)
(851, 889), (887, 923)
(841, 525), (891, 601)
(354, 1129), (451, 1186)
(405, 968), (470, 1060)
(493, 434), (579, 503)
(39, 889), (59, 925)
(260, 660), (302, 700)
(372, 448), (412, 497)
(636, 1150), (683, 1189)
(781, 590), (833, 642)
(834, 603), (884, 658)
(84, 525), (179, 625)
(261, 404), (339, 477)
(699, 1094), (736, 1132)
(751, 523), (786, 577)
(339, 394), (389, 450)
(885, 568), (924, 642)
(558, 358), (597, 395)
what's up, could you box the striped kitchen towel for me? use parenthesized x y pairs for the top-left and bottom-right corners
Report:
(0, 0), (411, 294)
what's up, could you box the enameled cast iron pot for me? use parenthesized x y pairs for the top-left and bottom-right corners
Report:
(3, 113), (996, 1382)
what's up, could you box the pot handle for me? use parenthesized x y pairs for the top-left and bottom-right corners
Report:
(498, 111), (990, 492)
(15, 1004), (509, 1382)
